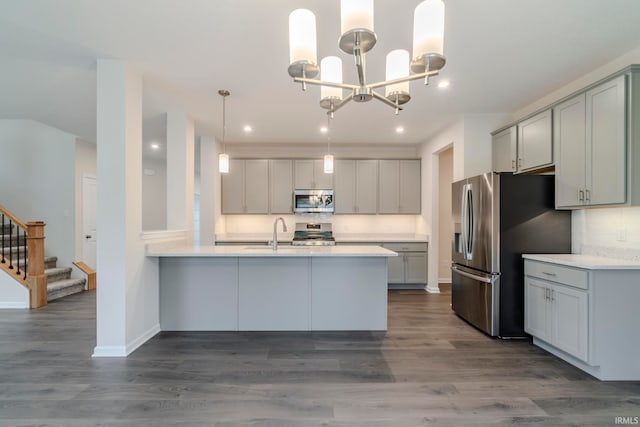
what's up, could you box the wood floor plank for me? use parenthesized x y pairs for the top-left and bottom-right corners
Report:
(0, 288), (638, 425)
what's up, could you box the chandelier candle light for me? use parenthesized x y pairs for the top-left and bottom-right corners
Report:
(288, 0), (446, 116)
(218, 89), (230, 174)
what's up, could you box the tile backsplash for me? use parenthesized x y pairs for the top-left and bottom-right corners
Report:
(573, 207), (640, 260)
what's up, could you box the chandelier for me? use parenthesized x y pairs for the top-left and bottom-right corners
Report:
(288, 0), (446, 116)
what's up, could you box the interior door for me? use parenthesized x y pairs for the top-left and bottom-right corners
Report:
(82, 175), (97, 269)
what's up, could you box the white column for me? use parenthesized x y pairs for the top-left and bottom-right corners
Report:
(199, 136), (217, 245)
(166, 111), (195, 239)
(94, 59), (143, 356)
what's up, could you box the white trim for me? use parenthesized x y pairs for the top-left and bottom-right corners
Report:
(126, 323), (161, 355)
(92, 346), (127, 358)
(0, 302), (29, 309)
(438, 277), (451, 284)
(426, 284), (441, 294)
(140, 229), (188, 240)
(93, 323), (160, 358)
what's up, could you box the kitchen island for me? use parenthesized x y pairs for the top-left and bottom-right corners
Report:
(146, 245), (396, 331)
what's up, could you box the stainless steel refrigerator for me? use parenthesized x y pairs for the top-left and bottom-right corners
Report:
(451, 172), (571, 338)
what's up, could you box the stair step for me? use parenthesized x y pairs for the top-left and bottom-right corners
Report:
(1, 245), (26, 255)
(45, 267), (72, 282)
(47, 278), (86, 301)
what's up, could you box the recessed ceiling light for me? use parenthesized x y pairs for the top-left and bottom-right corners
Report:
(243, 125), (253, 132)
(320, 126), (328, 133)
(150, 143), (160, 149)
(437, 80), (450, 88)
(396, 126), (404, 134)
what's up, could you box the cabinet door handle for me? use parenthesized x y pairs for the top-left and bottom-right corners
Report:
(518, 158), (523, 169)
(585, 189), (591, 202)
(579, 190), (585, 201)
(542, 271), (557, 277)
(544, 288), (549, 300)
(511, 160), (516, 170)
(551, 289), (555, 302)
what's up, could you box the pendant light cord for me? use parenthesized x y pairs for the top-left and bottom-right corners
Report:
(222, 94), (226, 154)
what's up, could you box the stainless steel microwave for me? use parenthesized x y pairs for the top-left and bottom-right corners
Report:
(293, 190), (334, 213)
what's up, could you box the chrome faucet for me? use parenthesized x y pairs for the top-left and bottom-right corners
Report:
(272, 217), (287, 250)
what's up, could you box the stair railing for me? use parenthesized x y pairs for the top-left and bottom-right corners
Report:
(0, 204), (47, 308)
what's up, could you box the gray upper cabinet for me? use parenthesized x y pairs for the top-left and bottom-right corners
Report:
(334, 159), (378, 214)
(269, 159), (293, 214)
(492, 126), (517, 173)
(294, 159), (333, 189)
(379, 159), (421, 214)
(222, 159), (269, 214)
(517, 109), (553, 173)
(555, 74), (627, 208)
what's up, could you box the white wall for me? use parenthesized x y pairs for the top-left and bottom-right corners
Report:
(438, 147), (453, 283)
(0, 119), (78, 269)
(142, 157), (167, 230)
(0, 274), (29, 308)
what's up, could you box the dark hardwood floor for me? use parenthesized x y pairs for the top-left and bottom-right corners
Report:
(0, 286), (638, 426)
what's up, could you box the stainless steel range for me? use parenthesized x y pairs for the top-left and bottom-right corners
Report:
(291, 222), (336, 246)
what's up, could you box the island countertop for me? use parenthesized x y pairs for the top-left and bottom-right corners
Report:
(147, 244), (398, 258)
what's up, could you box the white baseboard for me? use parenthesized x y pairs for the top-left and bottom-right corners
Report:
(0, 302), (29, 309)
(126, 323), (161, 355)
(438, 277), (451, 284)
(93, 323), (160, 358)
(426, 285), (441, 294)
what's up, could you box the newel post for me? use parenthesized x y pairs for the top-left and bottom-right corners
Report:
(26, 221), (47, 308)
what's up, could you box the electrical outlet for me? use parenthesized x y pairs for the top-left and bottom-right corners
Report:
(616, 227), (627, 242)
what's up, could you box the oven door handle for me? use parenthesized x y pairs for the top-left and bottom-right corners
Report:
(451, 265), (495, 283)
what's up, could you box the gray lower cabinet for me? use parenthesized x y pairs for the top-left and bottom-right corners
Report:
(383, 243), (428, 287)
(524, 258), (640, 380)
(269, 159), (293, 213)
(222, 159), (269, 214)
(334, 159), (377, 214)
(378, 160), (421, 214)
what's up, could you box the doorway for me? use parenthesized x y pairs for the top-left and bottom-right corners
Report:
(82, 175), (97, 269)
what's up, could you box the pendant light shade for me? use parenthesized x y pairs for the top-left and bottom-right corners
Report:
(218, 89), (230, 174)
(218, 153), (229, 174)
(340, 0), (374, 34)
(385, 49), (410, 97)
(323, 154), (334, 174)
(289, 9), (317, 66)
(412, 0), (445, 59)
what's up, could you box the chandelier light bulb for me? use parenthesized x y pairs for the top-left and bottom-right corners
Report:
(385, 49), (410, 97)
(413, 0), (445, 60)
(320, 56), (343, 101)
(289, 9), (317, 66)
(340, 0), (374, 35)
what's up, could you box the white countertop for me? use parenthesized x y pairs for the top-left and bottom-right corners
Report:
(215, 233), (429, 243)
(147, 244), (398, 258)
(523, 254), (640, 270)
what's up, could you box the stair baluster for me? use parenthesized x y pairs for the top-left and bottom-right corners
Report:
(22, 230), (27, 279)
(8, 219), (13, 270)
(0, 214), (4, 264)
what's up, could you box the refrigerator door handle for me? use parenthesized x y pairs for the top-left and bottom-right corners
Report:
(451, 265), (494, 283)
(466, 186), (474, 258)
(460, 185), (468, 260)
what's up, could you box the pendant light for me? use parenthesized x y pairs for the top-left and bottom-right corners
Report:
(218, 89), (230, 174)
(324, 115), (334, 174)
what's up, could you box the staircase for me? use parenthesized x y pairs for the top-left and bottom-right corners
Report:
(1, 220), (86, 304)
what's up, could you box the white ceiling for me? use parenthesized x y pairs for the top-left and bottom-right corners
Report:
(2, 0), (640, 158)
